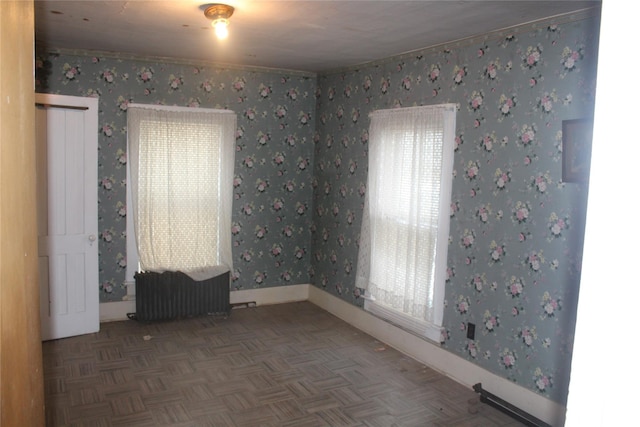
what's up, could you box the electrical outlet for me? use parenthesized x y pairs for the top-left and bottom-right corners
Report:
(467, 322), (476, 340)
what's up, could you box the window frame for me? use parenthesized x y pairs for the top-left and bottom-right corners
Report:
(360, 104), (457, 343)
(125, 104), (236, 286)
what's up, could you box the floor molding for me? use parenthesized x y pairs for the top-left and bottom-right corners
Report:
(99, 284), (311, 322)
(230, 284), (310, 306)
(100, 300), (135, 322)
(307, 286), (566, 427)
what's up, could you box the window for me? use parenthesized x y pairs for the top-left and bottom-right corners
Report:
(355, 104), (456, 342)
(126, 104), (236, 282)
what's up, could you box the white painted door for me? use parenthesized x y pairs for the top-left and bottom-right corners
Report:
(35, 93), (99, 341)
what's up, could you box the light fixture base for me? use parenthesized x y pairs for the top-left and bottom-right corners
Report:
(203, 4), (234, 21)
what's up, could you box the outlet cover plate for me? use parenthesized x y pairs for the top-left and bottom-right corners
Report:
(467, 322), (476, 340)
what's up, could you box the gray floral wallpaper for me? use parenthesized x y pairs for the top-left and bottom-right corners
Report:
(312, 14), (599, 405)
(35, 53), (317, 302)
(36, 10), (599, 406)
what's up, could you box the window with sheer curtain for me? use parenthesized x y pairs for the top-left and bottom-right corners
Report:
(126, 104), (236, 281)
(356, 104), (456, 342)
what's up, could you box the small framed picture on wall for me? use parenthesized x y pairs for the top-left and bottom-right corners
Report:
(562, 118), (594, 183)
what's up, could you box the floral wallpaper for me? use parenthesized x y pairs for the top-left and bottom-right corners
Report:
(36, 9), (600, 407)
(36, 53), (317, 303)
(311, 13), (599, 405)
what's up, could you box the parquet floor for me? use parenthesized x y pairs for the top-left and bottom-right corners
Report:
(43, 301), (523, 426)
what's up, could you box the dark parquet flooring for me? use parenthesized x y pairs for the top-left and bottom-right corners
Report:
(43, 301), (523, 426)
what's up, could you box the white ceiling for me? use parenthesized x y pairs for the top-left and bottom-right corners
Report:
(34, 0), (601, 73)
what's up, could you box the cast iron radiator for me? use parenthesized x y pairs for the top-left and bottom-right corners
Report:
(131, 270), (230, 321)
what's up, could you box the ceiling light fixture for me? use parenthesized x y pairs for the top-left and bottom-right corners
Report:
(204, 3), (235, 40)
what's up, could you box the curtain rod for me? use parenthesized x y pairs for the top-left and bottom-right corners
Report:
(35, 103), (89, 111)
(128, 103), (235, 114)
(369, 103), (457, 117)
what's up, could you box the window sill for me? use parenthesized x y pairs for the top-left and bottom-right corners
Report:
(364, 299), (444, 344)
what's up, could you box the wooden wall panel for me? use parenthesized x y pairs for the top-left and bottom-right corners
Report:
(0, 1), (46, 425)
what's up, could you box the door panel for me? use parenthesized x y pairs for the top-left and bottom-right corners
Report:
(35, 93), (99, 341)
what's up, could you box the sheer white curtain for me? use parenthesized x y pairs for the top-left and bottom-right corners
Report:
(127, 104), (236, 281)
(356, 104), (456, 342)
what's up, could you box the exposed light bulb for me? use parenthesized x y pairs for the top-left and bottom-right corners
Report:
(213, 19), (229, 39)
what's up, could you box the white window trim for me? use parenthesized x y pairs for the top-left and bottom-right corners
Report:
(124, 104), (235, 294)
(359, 103), (456, 344)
